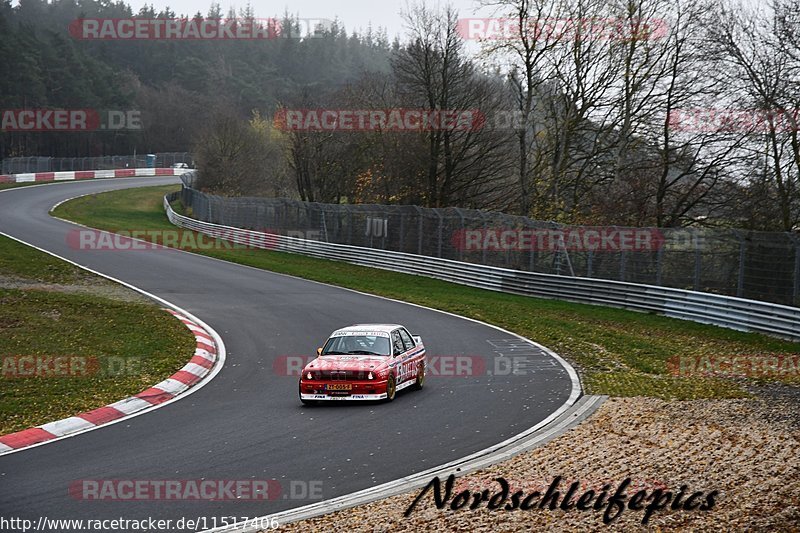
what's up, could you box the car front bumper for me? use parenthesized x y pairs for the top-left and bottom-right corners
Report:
(300, 392), (388, 401)
(299, 378), (388, 400)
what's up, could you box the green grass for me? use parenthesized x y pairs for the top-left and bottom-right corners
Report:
(0, 234), (195, 434)
(53, 185), (800, 400)
(0, 233), (96, 284)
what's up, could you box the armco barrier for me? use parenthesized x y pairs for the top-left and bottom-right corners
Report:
(164, 192), (800, 342)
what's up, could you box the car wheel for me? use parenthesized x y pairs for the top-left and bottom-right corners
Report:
(413, 362), (425, 390)
(385, 374), (396, 402)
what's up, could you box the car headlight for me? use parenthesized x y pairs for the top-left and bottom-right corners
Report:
(306, 372), (313, 380)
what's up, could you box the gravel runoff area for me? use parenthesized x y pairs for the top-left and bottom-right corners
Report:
(0, 274), (149, 303)
(278, 392), (800, 531)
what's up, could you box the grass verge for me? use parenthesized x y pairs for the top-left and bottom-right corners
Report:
(53, 185), (800, 400)
(0, 234), (195, 434)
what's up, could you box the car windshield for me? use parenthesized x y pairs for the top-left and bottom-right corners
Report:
(322, 334), (391, 356)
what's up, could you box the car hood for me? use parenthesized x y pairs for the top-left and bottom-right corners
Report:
(303, 355), (390, 372)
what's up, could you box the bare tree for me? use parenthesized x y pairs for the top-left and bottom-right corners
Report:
(707, 0), (800, 230)
(479, 0), (567, 215)
(393, 2), (515, 208)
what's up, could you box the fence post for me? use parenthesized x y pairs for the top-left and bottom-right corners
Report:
(526, 218), (536, 273)
(790, 233), (800, 306)
(436, 210), (443, 258)
(415, 206), (423, 255)
(655, 245), (663, 286)
(382, 206), (388, 250)
(694, 231), (702, 291)
(480, 211), (489, 265)
(616, 227), (627, 281)
(455, 208), (465, 262)
(399, 213), (405, 252)
(733, 230), (745, 298)
(347, 209), (353, 245)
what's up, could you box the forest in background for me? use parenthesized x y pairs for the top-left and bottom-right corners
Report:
(2, 0), (799, 231)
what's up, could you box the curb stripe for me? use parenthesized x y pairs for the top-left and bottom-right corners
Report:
(4, 168), (185, 184)
(170, 370), (205, 385)
(77, 406), (126, 425)
(189, 355), (214, 369)
(170, 370), (203, 385)
(108, 397), (153, 415)
(179, 362), (209, 376)
(194, 332), (214, 343)
(135, 387), (175, 405)
(196, 341), (216, 353)
(152, 378), (190, 395)
(194, 348), (215, 361)
(39, 417), (95, 437)
(170, 370), (202, 384)
(0, 428), (58, 449)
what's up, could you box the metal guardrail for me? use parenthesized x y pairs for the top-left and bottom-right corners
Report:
(164, 192), (800, 342)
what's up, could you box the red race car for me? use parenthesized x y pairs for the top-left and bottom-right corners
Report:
(299, 324), (426, 404)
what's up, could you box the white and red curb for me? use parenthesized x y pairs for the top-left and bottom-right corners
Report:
(0, 309), (218, 455)
(0, 167), (188, 184)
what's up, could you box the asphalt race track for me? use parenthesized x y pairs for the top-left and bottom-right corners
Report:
(0, 178), (576, 531)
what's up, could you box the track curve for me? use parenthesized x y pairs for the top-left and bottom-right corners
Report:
(0, 178), (576, 530)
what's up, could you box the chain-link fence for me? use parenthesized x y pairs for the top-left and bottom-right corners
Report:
(1, 153), (192, 174)
(178, 185), (800, 307)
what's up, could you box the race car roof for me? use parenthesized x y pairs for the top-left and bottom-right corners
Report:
(335, 324), (403, 334)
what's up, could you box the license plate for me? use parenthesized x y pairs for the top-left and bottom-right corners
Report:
(327, 383), (352, 391)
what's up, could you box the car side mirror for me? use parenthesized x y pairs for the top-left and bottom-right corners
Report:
(317, 347), (322, 357)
